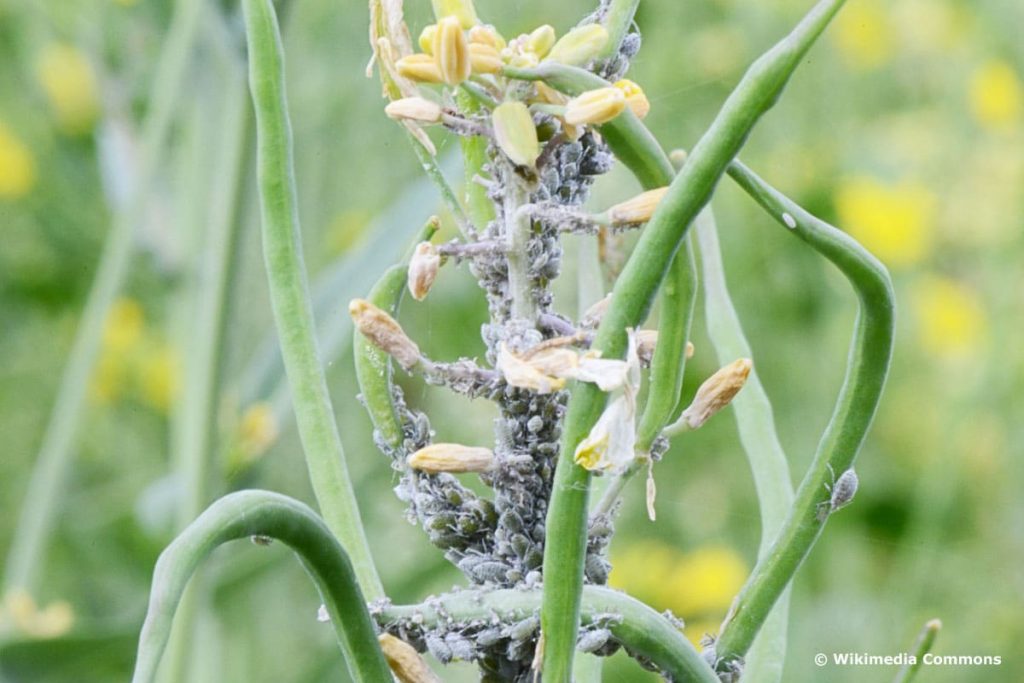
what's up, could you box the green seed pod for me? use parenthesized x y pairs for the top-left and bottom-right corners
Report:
(431, 0), (479, 29)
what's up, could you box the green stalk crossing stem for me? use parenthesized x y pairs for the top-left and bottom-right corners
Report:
(376, 587), (718, 683)
(532, 2), (849, 677)
(242, 0), (383, 599)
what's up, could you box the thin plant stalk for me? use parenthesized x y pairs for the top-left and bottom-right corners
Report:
(131, 490), (391, 683)
(540, 2), (849, 676)
(3, 0), (205, 597)
(160, 73), (251, 683)
(712, 159), (894, 669)
(598, 0), (641, 59)
(242, 0), (383, 599)
(892, 619), (941, 683)
(694, 207), (794, 681)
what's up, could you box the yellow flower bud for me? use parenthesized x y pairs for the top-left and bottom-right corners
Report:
(396, 54), (443, 83)
(407, 241), (441, 300)
(468, 25), (506, 51)
(607, 187), (669, 225)
(419, 25), (438, 54)
(507, 50), (540, 69)
(680, 358), (752, 429)
(431, 0), (479, 29)
(614, 79), (651, 119)
(378, 634), (442, 683)
(433, 16), (471, 85)
(385, 97), (444, 124)
(533, 81), (568, 105)
(348, 298), (422, 370)
(492, 101), (540, 167)
(546, 24), (609, 66)
(469, 43), (503, 74)
(564, 87), (626, 126)
(525, 25), (556, 58)
(408, 443), (496, 474)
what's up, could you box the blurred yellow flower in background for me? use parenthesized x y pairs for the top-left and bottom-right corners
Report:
(36, 43), (100, 135)
(910, 276), (987, 361)
(969, 60), (1023, 132)
(834, 0), (893, 70)
(835, 176), (936, 268)
(91, 298), (180, 412)
(891, 0), (969, 56)
(610, 542), (747, 647)
(0, 121), (36, 199)
(0, 591), (74, 639)
(139, 344), (180, 414)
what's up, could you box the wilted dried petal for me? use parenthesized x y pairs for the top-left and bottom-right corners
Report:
(408, 443), (496, 473)
(607, 187), (669, 225)
(492, 101), (540, 167)
(571, 353), (630, 391)
(546, 24), (608, 66)
(408, 241), (441, 300)
(433, 16), (471, 85)
(680, 358), (752, 429)
(469, 43), (503, 74)
(379, 633), (443, 683)
(385, 97), (444, 124)
(497, 343), (565, 394)
(396, 53), (444, 83)
(614, 79), (651, 119)
(580, 294), (612, 328)
(564, 87), (626, 126)
(348, 298), (421, 370)
(574, 395), (636, 473)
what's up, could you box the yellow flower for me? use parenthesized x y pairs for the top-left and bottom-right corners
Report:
(0, 121), (37, 199)
(103, 298), (145, 352)
(610, 542), (747, 623)
(36, 43), (100, 135)
(1, 591), (74, 639)
(834, 176), (936, 268)
(833, 0), (893, 70)
(969, 60), (1023, 131)
(910, 276), (987, 361)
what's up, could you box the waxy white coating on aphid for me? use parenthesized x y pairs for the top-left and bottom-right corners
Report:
(817, 467), (859, 520)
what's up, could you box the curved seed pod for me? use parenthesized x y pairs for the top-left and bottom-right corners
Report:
(132, 491), (391, 683)
(353, 220), (440, 452)
(712, 156), (894, 667)
(636, 237), (698, 452)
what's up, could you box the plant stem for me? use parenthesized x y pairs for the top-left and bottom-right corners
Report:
(694, 207), (793, 682)
(375, 587), (719, 683)
(242, 0), (383, 599)
(457, 90), (496, 230)
(893, 619), (941, 683)
(540, 3), (848, 676)
(2, 0), (204, 597)
(598, 0), (641, 59)
(505, 178), (537, 322)
(712, 159), (894, 669)
(131, 490), (391, 683)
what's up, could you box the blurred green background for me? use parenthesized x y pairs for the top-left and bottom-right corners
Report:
(1, 0), (1021, 681)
